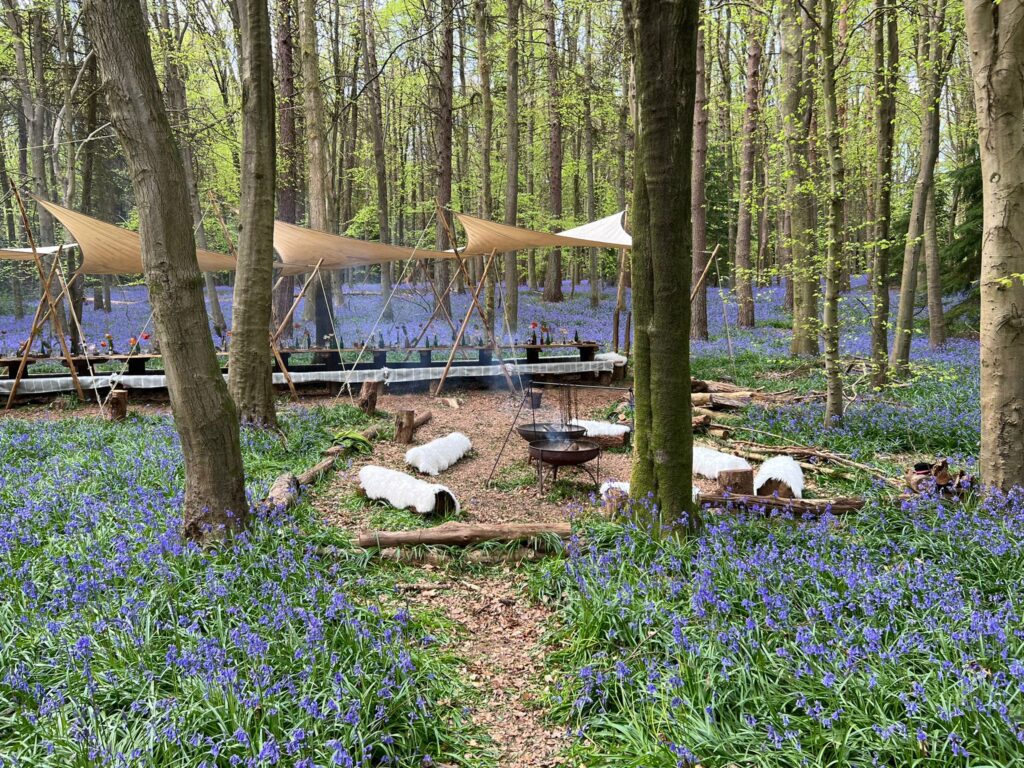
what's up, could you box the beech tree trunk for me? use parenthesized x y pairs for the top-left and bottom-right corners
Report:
(924, 185), (946, 348)
(361, 0), (394, 323)
(966, 0), (1024, 490)
(781, 0), (818, 356)
(228, 0), (278, 426)
(820, 0), (845, 425)
(83, 0), (248, 544)
(503, 0), (521, 331)
(626, 0), (698, 532)
(734, 7), (763, 328)
(477, 0), (496, 336)
(870, 0), (897, 387)
(273, 0), (298, 340)
(434, 0), (455, 318)
(542, 0), (564, 303)
(690, 25), (709, 341)
(890, 0), (948, 373)
(298, 0), (334, 347)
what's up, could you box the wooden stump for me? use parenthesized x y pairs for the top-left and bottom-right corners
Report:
(357, 380), (382, 416)
(758, 478), (795, 498)
(719, 468), (754, 495)
(105, 389), (128, 421)
(394, 410), (416, 444)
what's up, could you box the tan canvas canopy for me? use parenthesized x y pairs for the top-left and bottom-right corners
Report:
(34, 198), (236, 275)
(273, 220), (453, 271)
(0, 244), (76, 261)
(454, 211), (632, 255)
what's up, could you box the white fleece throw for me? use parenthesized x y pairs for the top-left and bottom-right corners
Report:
(571, 419), (631, 438)
(754, 455), (805, 498)
(598, 480), (702, 502)
(358, 465), (460, 515)
(404, 432), (472, 476)
(693, 446), (752, 480)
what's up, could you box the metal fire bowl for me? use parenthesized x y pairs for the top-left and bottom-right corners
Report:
(528, 439), (601, 467)
(516, 422), (586, 443)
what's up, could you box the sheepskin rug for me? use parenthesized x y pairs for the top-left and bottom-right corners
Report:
(358, 465), (460, 515)
(405, 432), (472, 476)
(754, 455), (805, 498)
(693, 446), (752, 480)
(571, 419), (631, 438)
(598, 480), (702, 502)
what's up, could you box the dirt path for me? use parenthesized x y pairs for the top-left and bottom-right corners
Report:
(400, 570), (570, 768)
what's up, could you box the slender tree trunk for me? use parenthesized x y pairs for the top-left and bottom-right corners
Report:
(298, 0), (334, 347)
(820, 0), (845, 425)
(781, 0), (818, 356)
(584, 8), (599, 310)
(625, 0), (698, 532)
(477, 0), (496, 336)
(734, 7), (763, 328)
(503, 0), (521, 331)
(434, 0), (455, 318)
(542, 0), (564, 303)
(966, 0), (1024, 491)
(870, 0), (897, 387)
(228, 0), (278, 426)
(360, 0), (393, 322)
(274, 0), (297, 340)
(690, 24), (709, 341)
(890, 0), (947, 373)
(923, 185), (946, 348)
(83, 0), (248, 544)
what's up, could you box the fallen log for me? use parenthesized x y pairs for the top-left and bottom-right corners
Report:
(691, 393), (753, 410)
(376, 546), (552, 566)
(358, 521), (572, 549)
(697, 492), (864, 515)
(728, 437), (900, 487)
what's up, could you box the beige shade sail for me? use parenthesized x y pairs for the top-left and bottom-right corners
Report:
(454, 211), (632, 255)
(557, 211), (632, 248)
(0, 244), (77, 261)
(273, 220), (453, 271)
(34, 197), (236, 274)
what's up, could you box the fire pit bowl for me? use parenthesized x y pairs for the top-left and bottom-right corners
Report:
(517, 422), (586, 443)
(528, 438), (601, 467)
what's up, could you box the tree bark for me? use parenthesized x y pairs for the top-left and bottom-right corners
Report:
(924, 185), (946, 348)
(820, 0), (845, 425)
(273, 0), (297, 340)
(542, 0), (564, 303)
(966, 0), (1024, 490)
(870, 0), (898, 387)
(781, 0), (818, 356)
(626, 0), (699, 532)
(434, 0), (455, 318)
(734, 7), (763, 328)
(83, 0), (248, 545)
(890, 0), (948, 373)
(584, 7), (599, 310)
(477, 0), (496, 335)
(503, 0), (521, 331)
(360, 0), (394, 323)
(297, 0), (334, 348)
(228, 0), (278, 426)
(690, 25), (709, 341)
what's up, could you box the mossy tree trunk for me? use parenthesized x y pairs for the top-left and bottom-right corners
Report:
(83, 0), (248, 545)
(625, 0), (698, 533)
